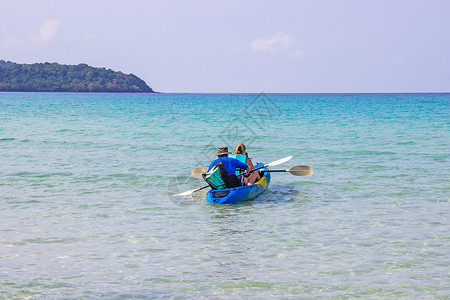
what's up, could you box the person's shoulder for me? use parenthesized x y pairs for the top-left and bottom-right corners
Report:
(208, 158), (220, 169)
(222, 156), (234, 161)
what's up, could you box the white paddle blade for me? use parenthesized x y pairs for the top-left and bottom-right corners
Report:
(288, 165), (314, 176)
(173, 189), (196, 197)
(266, 155), (293, 167)
(191, 167), (208, 178)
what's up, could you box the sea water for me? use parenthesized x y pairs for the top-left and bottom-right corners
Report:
(0, 92), (448, 298)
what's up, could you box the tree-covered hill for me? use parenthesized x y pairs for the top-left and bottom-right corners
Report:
(0, 60), (16, 67)
(0, 62), (154, 93)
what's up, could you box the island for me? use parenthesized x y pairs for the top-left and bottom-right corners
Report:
(0, 60), (154, 93)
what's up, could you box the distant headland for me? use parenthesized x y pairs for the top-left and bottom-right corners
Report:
(0, 60), (154, 93)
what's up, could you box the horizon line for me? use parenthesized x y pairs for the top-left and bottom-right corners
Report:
(1, 91), (449, 95)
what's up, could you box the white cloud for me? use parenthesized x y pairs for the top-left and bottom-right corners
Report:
(3, 19), (60, 47)
(251, 31), (294, 54)
(251, 31), (303, 58)
(36, 20), (60, 42)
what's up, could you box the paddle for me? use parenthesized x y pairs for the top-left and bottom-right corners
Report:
(191, 167), (208, 179)
(174, 155), (293, 197)
(263, 165), (313, 176)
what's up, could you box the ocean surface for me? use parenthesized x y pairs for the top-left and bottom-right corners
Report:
(0, 92), (448, 298)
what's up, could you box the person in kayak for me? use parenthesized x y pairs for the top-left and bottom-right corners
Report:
(230, 143), (260, 184)
(208, 146), (252, 187)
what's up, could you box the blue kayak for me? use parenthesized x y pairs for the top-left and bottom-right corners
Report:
(206, 163), (271, 204)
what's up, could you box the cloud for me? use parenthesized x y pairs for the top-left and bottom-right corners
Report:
(36, 20), (60, 42)
(251, 31), (294, 54)
(4, 19), (60, 47)
(251, 31), (303, 58)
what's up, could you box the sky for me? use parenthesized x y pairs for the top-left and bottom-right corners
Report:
(1, 0), (449, 93)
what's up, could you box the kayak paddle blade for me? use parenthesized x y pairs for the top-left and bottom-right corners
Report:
(288, 165), (313, 176)
(174, 190), (195, 197)
(191, 167), (208, 178)
(266, 155), (293, 167)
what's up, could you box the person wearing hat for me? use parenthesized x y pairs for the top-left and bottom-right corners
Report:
(207, 146), (251, 187)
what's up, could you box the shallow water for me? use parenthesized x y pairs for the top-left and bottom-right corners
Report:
(0, 92), (449, 298)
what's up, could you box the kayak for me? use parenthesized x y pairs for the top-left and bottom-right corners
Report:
(206, 163), (271, 204)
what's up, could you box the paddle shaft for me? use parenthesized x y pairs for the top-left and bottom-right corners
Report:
(190, 185), (210, 193)
(265, 165), (313, 176)
(237, 163), (267, 176)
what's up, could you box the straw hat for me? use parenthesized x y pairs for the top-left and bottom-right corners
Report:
(215, 146), (231, 156)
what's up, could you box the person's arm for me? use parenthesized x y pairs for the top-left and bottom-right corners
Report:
(245, 156), (256, 170)
(246, 156), (260, 179)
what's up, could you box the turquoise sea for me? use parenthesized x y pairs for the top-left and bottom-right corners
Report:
(0, 92), (449, 298)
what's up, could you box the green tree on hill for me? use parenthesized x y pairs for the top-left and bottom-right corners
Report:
(0, 62), (154, 93)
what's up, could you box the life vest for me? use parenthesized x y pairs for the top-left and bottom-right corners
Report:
(229, 154), (247, 175)
(202, 163), (227, 190)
